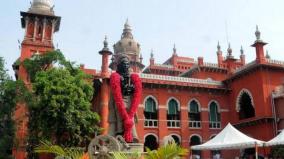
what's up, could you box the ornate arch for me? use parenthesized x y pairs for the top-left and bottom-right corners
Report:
(189, 134), (202, 145)
(208, 100), (220, 113)
(143, 95), (158, 110)
(236, 89), (254, 112)
(188, 98), (202, 112)
(144, 133), (159, 142)
(169, 133), (181, 143)
(166, 97), (181, 111)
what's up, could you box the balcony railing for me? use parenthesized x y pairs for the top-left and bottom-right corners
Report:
(140, 73), (223, 86)
(144, 119), (158, 128)
(209, 121), (221, 129)
(167, 120), (180, 128)
(189, 121), (201, 128)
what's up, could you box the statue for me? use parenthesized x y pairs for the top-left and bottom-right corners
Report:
(108, 55), (142, 143)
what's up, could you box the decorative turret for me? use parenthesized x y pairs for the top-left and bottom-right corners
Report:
(150, 49), (155, 65)
(173, 44), (178, 56)
(216, 41), (223, 67)
(226, 43), (234, 59)
(99, 36), (112, 78)
(251, 25), (267, 64)
(240, 46), (245, 65)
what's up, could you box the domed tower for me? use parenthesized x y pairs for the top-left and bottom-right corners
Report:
(18, 0), (61, 82)
(110, 20), (145, 73)
(13, 1), (61, 158)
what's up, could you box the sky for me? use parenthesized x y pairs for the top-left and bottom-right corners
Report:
(1, 0), (284, 77)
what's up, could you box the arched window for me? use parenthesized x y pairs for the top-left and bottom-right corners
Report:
(144, 134), (158, 151)
(167, 98), (180, 128)
(188, 100), (201, 128)
(144, 97), (158, 127)
(238, 91), (255, 120)
(190, 135), (202, 158)
(209, 101), (221, 128)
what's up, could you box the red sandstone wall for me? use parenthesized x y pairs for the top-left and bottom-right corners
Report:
(138, 86), (230, 158)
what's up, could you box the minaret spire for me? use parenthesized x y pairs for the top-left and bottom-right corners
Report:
(173, 44), (177, 55)
(227, 43), (232, 56)
(102, 35), (109, 51)
(150, 49), (154, 59)
(255, 25), (261, 41)
(217, 41), (221, 51)
(240, 46), (244, 55)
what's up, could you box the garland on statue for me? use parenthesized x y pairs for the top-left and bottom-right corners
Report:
(110, 72), (142, 142)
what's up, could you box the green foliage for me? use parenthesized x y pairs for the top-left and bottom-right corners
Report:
(29, 67), (99, 146)
(34, 141), (85, 159)
(111, 143), (188, 159)
(24, 51), (100, 151)
(145, 143), (188, 159)
(0, 57), (31, 159)
(112, 151), (141, 159)
(23, 50), (65, 82)
(271, 146), (284, 158)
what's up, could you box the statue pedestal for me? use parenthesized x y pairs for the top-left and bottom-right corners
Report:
(126, 143), (144, 153)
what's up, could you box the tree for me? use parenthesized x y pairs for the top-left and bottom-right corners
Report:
(0, 57), (30, 159)
(24, 51), (100, 149)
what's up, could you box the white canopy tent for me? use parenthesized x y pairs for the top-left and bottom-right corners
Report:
(191, 123), (264, 159)
(265, 130), (284, 146)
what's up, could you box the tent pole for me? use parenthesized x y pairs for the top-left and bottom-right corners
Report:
(255, 143), (258, 159)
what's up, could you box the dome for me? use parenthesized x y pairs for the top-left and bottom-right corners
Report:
(113, 20), (140, 56)
(29, 0), (54, 15)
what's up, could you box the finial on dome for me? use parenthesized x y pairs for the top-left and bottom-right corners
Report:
(103, 35), (109, 51)
(217, 41), (221, 51)
(255, 25), (261, 41)
(121, 18), (133, 39)
(150, 49), (154, 59)
(227, 43), (232, 55)
(173, 44), (177, 55)
(240, 46), (244, 55)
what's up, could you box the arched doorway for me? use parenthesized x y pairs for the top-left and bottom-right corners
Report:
(238, 91), (255, 120)
(190, 135), (202, 157)
(171, 134), (181, 145)
(144, 134), (158, 151)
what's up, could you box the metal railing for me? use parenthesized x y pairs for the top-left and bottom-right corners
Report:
(189, 121), (201, 128)
(144, 119), (158, 128)
(267, 59), (284, 65)
(167, 120), (180, 128)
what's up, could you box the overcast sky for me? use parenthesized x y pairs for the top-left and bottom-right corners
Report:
(1, 0), (284, 76)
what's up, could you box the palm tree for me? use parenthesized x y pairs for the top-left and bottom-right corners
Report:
(34, 141), (89, 159)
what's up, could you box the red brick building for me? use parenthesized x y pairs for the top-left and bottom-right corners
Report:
(14, 0), (284, 158)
